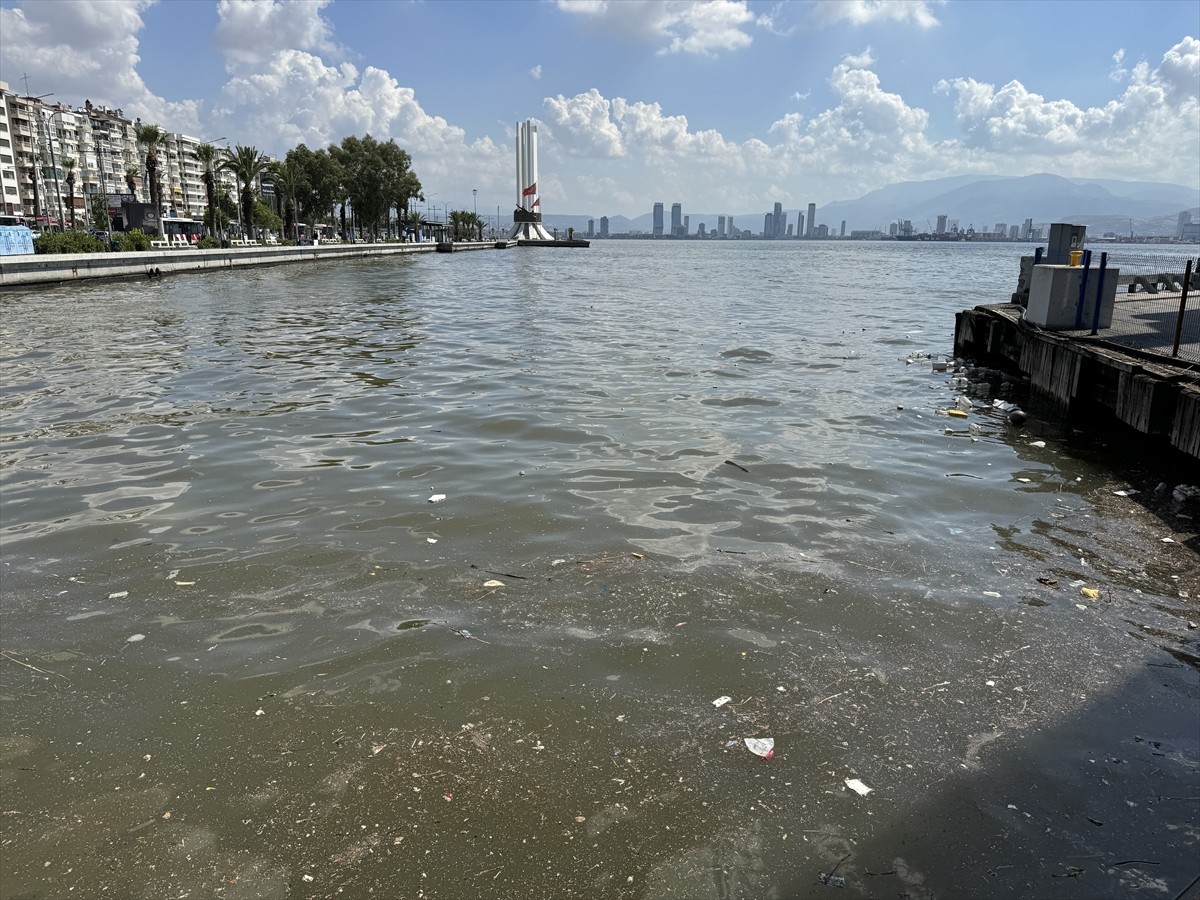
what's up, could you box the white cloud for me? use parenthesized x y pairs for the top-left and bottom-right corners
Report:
(208, 51), (506, 193)
(556, 0), (759, 56)
(214, 0), (338, 70)
(0, 0), (200, 132)
(809, 0), (942, 29)
(530, 64), (543, 79)
(936, 36), (1200, 186)
(841, 47), (875, 68)
(537, 55), (943, 211)
(543, 89), (626, 157)
(1109, 48), (1128, 83)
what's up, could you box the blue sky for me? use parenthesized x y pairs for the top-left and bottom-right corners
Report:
(2, 0), (1197, 218)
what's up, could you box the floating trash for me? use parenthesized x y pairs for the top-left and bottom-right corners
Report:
(427, 493), (446, 503)
(744, 737), (775, 759)
(712, 696), (732, 708)
(844, 778), (872, 796)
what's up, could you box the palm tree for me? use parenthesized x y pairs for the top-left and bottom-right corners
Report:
(406, 208), (425, 242)
(134, 123), (166, 212)
(63, 157), (77, 230)
(194, 144), (219, 235)
(270, 159), (303, 241)
(219, 145), (271, 239)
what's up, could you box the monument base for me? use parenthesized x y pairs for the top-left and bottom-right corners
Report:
(507, 221), (555, 241)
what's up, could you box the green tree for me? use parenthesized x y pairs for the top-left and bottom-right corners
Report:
(134, 123), (166, 210)
(219, 144), (271, 237)
(63, 157), (77, 230)
(88, 193), (110, 232)
(194, 143), (220, 235)
(406, 209), (425, 242)
(270, 159), (303, 240)
(253, 199), (282, 236)
(449, 209), (470, 241)
(329, 134), (420, 241)
(286, 144), (342, 231)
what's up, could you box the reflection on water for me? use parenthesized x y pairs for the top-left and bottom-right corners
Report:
(1, 244), (1197, 898)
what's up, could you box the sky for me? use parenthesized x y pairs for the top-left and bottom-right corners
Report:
(0, 0), (1197, 220)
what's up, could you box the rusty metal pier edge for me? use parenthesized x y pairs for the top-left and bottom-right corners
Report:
(954, 304), (1200, 463)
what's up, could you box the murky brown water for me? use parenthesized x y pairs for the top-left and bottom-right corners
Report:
(2, 242), (1197, 898)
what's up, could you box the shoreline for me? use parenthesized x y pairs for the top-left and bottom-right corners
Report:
(0, 240), (499, 288)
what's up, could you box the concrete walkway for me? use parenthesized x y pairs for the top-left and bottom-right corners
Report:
(0, 241), (499, 288)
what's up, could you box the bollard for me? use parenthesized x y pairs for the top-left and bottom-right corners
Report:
(1172, 259), (1194, 358)
(1089, 252), (1108, 335)
(1074, 249), (1093, 329)
(1034, 247), (1043, 265)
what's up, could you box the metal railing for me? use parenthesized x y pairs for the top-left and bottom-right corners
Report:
(1074, 250), (1198, 364)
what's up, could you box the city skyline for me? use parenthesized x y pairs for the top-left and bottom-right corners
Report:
(0, 0), (1196, 220)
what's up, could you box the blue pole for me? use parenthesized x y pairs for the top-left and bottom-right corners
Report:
(1089, 251), (1108, 335)
(1074, 249), (1093, 329)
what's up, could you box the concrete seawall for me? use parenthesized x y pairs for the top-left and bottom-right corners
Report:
(0, 241), (499, 288)
(955, 303), (1200, 462)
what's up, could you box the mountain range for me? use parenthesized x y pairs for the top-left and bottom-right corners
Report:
(541, 173), (1200, 237)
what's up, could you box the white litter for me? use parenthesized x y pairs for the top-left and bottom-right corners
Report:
(108, 591), (129, 599)
(126, 633), (145, 643)
(1028, 440), (1046, 449)
(483, 579), (504, 588)
(744, 737), (775, 759)
(427, 493), (446, 503)
(1112, 489), (1139, 497)
(844, 778), (873, 796)
(712, 696), (732, 708)
(426, 538), (438, 544)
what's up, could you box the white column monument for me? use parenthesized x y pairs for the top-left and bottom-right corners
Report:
(507, 120), (555, 241)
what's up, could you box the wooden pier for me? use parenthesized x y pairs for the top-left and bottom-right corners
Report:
(955, 303), (1200, 461)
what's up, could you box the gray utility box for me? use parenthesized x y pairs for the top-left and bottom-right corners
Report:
(1027, 264), (1119, 329)
(1045, 223), (1087, 265)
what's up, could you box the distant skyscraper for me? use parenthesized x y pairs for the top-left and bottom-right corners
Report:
(763, 213), (772, 237)
(653, 202), (664, 236)
(806, 202), (816, 237)
(840, 220), (846, 237)
(683, 214), (689, 235)
(698, 223), (706, 237)
(1022, 217), (1033, 239)
(1177, 211), (1193, 239)
(717, 215), (726, 237)
(587, 218), (595, 238)
(816, 224), (829, 238)
(936, 214), (948, 234)
(671, 202), (682, 236)
(1008, 224), (1019, 240)
(797, 213), (804, 237)
(599, 216), (609, 237)
(772, 201), (783, 238)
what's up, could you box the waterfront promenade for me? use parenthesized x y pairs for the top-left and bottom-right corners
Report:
(0, 241), (497, 288)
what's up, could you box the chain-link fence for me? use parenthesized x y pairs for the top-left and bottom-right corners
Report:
(1074, 250), (1199, 364)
